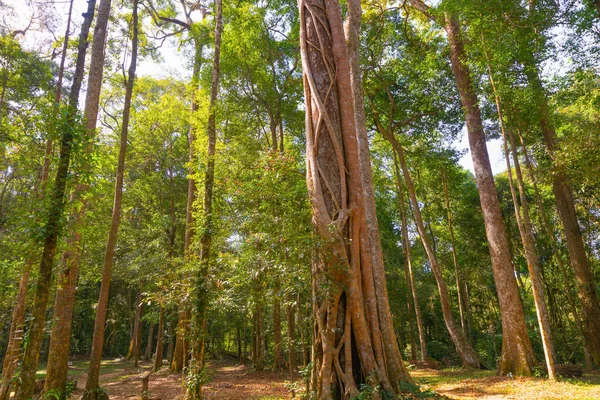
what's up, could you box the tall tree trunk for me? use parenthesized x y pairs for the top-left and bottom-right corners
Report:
(45, 0), (113, 395)
(393, 152), (427, 362)
(177, 20), (206, 378)
(518, 132), (594, 370)
(526, 67), (600, 366)
(345, 0), (409, 387)
(442, 12), (535, 375)
(384, 132), (481, 368)
(298, 1), (412, 397)
(187, 4), (223, 399)
(154, 306), (165, 371)
(287, 302), (296, 374)
(84, 2), (138, 396)
(504, 129), (556, 379)
(15, 3), (97, 398)
(485, 55), (557, 378)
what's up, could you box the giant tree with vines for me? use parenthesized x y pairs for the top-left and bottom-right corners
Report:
(297, 0), (412, 397)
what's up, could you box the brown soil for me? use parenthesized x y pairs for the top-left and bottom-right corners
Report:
(71, 359), (294, 400)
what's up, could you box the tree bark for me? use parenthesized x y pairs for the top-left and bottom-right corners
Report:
(441, 13), (535, 376)
(15, 2), (96, 398)
(298, 1), (412, 397)
(84, 2), (138, 396)
(44, 0), (113, 395)
(526, 67), (600, 367)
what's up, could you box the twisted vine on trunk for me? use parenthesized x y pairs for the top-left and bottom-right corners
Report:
(298, 1), (411, 398)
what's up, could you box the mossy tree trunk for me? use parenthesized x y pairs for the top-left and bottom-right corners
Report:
(15, 2), (96, 397)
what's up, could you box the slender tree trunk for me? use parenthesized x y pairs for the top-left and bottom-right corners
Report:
(171, 309), (186, 372)
(504, 129), (556, 379)
(385, 133), (481, 368)
(15, 3), (96, 398)
(45, 0), (113, 395)
(0, 263), (31, 400)
(177, 26), (206, 379)
(526, 67), (600, 366)
(484, 55), (557, 378)
(154, 306), (165, 371)
(131, 290), (145, 367)
(273, 283), (284, 371)
(145, 323), (154, 361)
(128, 289), (142, 359)
(393, 152), (427, 362)
(463, 282), (473, 344)
(167, 317), (175, 366)
(252, 307), (265, 371)
(287, 302), (296, 374)
(171, 304), (189, 373)
(236, 326), (242, 362)
(518, 132), (594, 370)
(442, 13), (535, 375)
(298, 293), (308, 367)
(442, 177), (468, 340)
(186, 5), (222, 399)
(84, 3), (138, 396)
(298, 1), (412, 397)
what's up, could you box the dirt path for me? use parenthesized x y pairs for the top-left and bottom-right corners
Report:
(71, 359), (294, 400)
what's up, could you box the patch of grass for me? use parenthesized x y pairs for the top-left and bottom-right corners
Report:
(33, 358), (150, 381)
(412, 368), (600, 399)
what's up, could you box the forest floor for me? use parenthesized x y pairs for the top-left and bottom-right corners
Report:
(36, 358), (296, 399)
(20, 358), (600, 399)
(411, 367), (600, 399)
